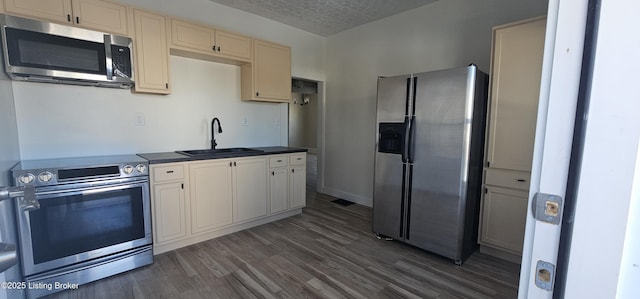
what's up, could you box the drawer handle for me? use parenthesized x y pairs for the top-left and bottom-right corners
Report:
(297, 158), (302, 160)
(277, 160), (283, 162)
(166, 170), (174, 174)
(516, 179), (527, 182)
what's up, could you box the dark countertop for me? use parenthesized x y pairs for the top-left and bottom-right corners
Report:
(138, 146), (307, 164)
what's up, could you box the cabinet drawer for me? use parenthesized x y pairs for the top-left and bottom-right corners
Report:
(269, 156), (287, 168)
(289, 153), (306, 165)
(153, 164), (185, 182)
(485, 168), (531, 190)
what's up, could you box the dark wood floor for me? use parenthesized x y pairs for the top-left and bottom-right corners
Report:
(46, 154), (520, 298)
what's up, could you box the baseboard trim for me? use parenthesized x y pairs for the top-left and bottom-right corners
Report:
(479, 245), (523, 264)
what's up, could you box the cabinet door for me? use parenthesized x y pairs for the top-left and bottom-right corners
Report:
(269, 167), (288, 214)
(233, 157), (268, 222)
(480, 186), (528, 254)
(190, 160), (233, 233)
(133, 9), (170, 94)
(4, 0), (73, 24)
(289, 165), (306, 209)
(252, 39), (291, 101)
(170, 19), (216, 54)
(486, 18), (546, 172)
(152, 182), (187, 243)
(215, 29), (251, 61)
(71, 0), (128, 35)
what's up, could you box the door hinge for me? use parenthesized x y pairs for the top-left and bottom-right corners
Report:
(535, 260), (556, 291)
(532, 193), (563, 225)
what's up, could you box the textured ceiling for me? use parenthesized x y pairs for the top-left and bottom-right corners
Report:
(208, 0), (438, 36)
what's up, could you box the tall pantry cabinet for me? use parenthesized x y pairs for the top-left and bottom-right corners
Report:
(479, 17), (546, 262)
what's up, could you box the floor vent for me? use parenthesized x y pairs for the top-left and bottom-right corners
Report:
(331, 199), (355, 206)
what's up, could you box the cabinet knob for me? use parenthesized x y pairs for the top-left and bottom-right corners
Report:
(166, 83), (169, 89)
(217, 46), (221, 52)
(516, 179), (527, 182)
(229, 162), (232, 167)
(76, 16), (80, 24)
(212, 45), (216, 51)
(271, 171), (275, 176)
(256, 92), (259, 97)
(166, 170), (174, 174)
(291, 169), (295, 173)
(67, 14), (71, 22)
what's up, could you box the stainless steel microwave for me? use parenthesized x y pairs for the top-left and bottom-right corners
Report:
(0, 14), (134, 88)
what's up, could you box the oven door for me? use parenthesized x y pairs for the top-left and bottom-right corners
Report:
(15, 180), (151, 277)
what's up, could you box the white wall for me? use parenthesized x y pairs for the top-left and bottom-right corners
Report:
(323, 0), (549, 206)
(15, 56), (285, 159)
(0, 66), (21, 299)
(12, 0), (325, 160)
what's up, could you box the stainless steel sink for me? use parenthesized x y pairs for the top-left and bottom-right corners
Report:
(176, 148), (263, 157)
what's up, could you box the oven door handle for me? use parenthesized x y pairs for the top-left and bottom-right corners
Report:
(18, 186), (40, 211)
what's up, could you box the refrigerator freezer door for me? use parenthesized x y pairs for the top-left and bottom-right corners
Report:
(405, 67), (477, 260)
(373, 75), (411, 239)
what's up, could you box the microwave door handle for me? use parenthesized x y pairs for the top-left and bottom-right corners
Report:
(104, 35), (113, 80)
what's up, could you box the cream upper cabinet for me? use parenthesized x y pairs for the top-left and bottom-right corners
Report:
(189, 159), (234, 234)
(233, 157), (268, 222)
(215, 29), (252, 61)
(133, 9), (170, 94)
(485, 17), (546, 172)
(241, 39), (292, 103)
(4, 0), (129, 35)
(170, 19), (216, 53)
(169, 18), (252, 61)
(480, 17), (546, 260)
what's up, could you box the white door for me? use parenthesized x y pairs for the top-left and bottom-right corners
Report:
(521, 0), (640, 298)
(518, 0), (588, 297)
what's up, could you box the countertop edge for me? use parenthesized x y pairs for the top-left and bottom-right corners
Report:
(138, 147), (308, 164)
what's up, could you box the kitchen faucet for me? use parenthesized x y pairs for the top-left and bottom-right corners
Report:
(211, 117), (223, 150)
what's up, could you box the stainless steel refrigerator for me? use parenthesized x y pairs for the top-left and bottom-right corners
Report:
(373, 65), (488, 265)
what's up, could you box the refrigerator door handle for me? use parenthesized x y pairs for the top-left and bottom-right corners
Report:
(408, 117), (416, 163)
(402, 117), (410, 163)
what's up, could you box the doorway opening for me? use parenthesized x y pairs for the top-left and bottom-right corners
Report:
(288, 78), (323, 192)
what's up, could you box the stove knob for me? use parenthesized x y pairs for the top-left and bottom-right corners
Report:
(123, 165), (134, 174)
(38, 171), (54, 182)
(19, 173), (35, 184)
(135, 164), (147, 174)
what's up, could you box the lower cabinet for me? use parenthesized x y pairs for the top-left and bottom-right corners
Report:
(233, 157), (268, 222)
(150, 163), (188, 244)
(189, 160), (233, 234)
(268, 153), (307, 213)
(150, 152), (306, 254)
(152, 181), (187, 243)
(289, 164), (306, 209)
(269, 167), (289, 214)
(479, 186), (528, 255)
